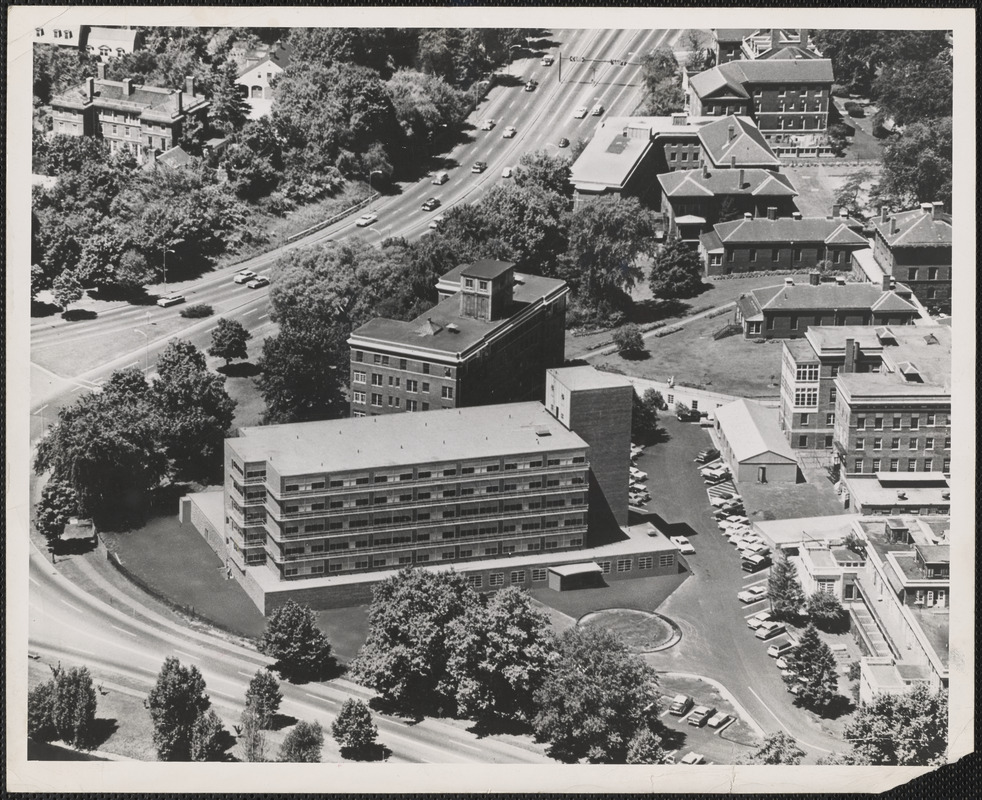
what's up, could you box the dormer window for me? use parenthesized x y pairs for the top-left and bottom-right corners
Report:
(35, 28), (44, 37)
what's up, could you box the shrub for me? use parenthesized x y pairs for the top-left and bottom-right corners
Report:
(612, 324), (645, 357)
(181, 304), (214, 319)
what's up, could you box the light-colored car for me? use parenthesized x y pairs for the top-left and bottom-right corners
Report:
(591, 103), (605, 116)
(680, 752), (705, 765)
(688, 705), (716, 727)
(767, 640), (797, 658)
(355, 212), (378, 227)
(541, 54), (554, 66)
(775, 656), (790, 670)
(738, 586), (768, 604)
(747, 610), (772, 630)
(156, 294), (185, 308)
(481, 118), (496, 130)
(755, 621), (787, 640)
(630, 467), (648, 481)
(502, 125), (517, 138)
(471, 161), (488, 173)
(247, 276), (270, 289)
(501, 166), (513, 178)
(573, 106), (589, 119)
(670, 536), (695, 555)
(668, 694), (694, 716)
(233, 270), (257, 284)
(706, 712), (730, 729)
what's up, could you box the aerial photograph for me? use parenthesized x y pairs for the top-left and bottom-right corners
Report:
(11, 6), (972, 793)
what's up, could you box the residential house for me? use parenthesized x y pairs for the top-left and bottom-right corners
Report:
(235, 41), (293, 118)
(348, 260), (568, 417)
(84, 26), (140, 60)
(699, 210), (867, 274)
(871, 204), (952, 313)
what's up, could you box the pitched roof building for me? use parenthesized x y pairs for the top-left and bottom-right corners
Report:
(236, 41), (293, 118)
(713, 398), (799, 483)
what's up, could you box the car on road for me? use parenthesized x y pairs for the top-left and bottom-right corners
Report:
(573, 106), (589, 119)
(502, 125), (517, 138)
(755, 621), (787, 640)
(668, 694), (694, 716)
(247, 276), (270, 289)
(688, 705), (716, 727)
(679, 752), (706, 765)
(630, 443), (645, 457)
(471, 161), (488, 173)
(706, 712), (730, 729)
(541, 54), (554, 66)
(480, 119), (496, 130)
(738, 586), (768, 604)
(432, 171), (450, 184)
(630, 467), (648, 481)
(501, 166), (513, 178)
(746, 610), (772, 630)
(156, 294), (186, 308)
(591, 103), (605, 116)
(233, 270), (257, 284)
(428, 214), (446, 230)
(558, 137), (570, 148)
(670, 536), (695, 555)
(524, 79), (538, 92)
(767, 640), (798, 658)
(421, 197), (441, 211)
(355, 212), (378, 227)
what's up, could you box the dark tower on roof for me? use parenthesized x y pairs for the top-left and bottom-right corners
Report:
(458, 260), (515, 321)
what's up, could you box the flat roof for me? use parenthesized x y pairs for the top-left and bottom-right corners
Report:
(715, 399), (797, 464)
(231, 402), (588, 476)
(462, 259), (514, 280)
(807, 323), (951, 357)
(548, 366), (634, 392)
(846, 475), (950, 508)
(752, 513), (860, 547)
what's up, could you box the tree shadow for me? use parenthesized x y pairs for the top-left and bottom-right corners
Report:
(621, 350), (651, 361)
(805, 694), (855, 721)
(367, 696), (425, 725)
(493, 73), (525, 88)
(87, 285), (149, 304)
(214, 727), (239, 758)
(465, 715), (532, 739)
(655, 723), (688, 752)
(268, 713), (298, 732)
(61, 309), (98, 322)
(630, 298), (692, 325)
(340, 742), (391, 762)
(86, 717), (118, 749)
(31, 300), (61, 317)
(217, 361), (261, 378)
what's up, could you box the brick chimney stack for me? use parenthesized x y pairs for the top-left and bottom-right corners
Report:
(843, 337), (856, 373)
(767, 207), (777, 220)
(832, 204), (840, 218)
(881, 273), (893, 292)
(97, 62), (106, 81)
(123, 78), (132, 96)
(730, 155), (736, 169)
(738, 168), (745, 187)
(770, 29), (779, 51)
(86, 77), (95, 100)
(185, 76), (195, 96)
(728, 124), (736, 142)
(176, 90), (183, 114)
(702, 162), (709, 179)
(880, 206), (889, 223)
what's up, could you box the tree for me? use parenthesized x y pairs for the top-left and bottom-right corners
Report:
(34, 479), (80, 542)
(783, 624), (840, 712)
(612, 324), (645, 357)
(640, 77), (686, 116)
(632, 389), (661, 445)
(209, 318), (252, 365)
(649, 237), (704, 300)
(639, 46), (685, 116)
(806, 591), (846, 631)
(532, 627), (660, 763)
(717, 195), (741, 224)
(239, 708), (268, 762)
(877, 119), (952, 211)
(210, 60), (250, 135)
(444, 586), (556, 722)
(817, 751), (861, 765)
(151, 339), (236, 480)
(278, 720), (324, 763)
(626, 726), (668, 764)
(331, 699), (378, 756)
(147, 657), (211, 761)
(740, 731), (806, 765)
(478, 182), (570, 277)
(350, 568), (477, 712)
(259, 600), (334, 681)
(51, 269), (84, 311)
(385, 69), (466, 155)
(48, 665), (98, 750)
(767, 554), (806, 621)
(845, 685), (947, 766)
(826, 122), (851, 157)
(190, 709), (228, 762)
(244, 669), (282, 728)
(27, 682), (57, 742)
(873, 51), (952, 126)
(512, 150), (573, 198)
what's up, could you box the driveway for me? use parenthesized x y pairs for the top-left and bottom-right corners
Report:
(634, 417), (846, 760)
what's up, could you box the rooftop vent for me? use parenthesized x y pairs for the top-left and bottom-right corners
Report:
(923, 333), (940, 346)
(897, 491), (907, 500)
(535, 427), (552, 437)
(835, 275), (847, 285)
(792, 211), (803, 220)
(446, 323), (460, 334)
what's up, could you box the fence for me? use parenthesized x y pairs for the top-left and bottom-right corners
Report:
(285, 192), (380, 244)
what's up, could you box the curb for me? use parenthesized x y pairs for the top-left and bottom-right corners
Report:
(661, 671), (766, 738)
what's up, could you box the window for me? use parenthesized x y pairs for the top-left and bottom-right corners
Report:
(908, 268), (918, 281)
(874, 417), (883, 430)
(798, 435), (808, 447)
(352, 370), (366, 384)
(871, 459), (881, 472)
(406, 379), (418, 392)
(467, 575), (483, 588)
(873, 438), (882, 450)
(616, 558), (632, 573)
(794, 388), (818, 407)
(826, 413), (835, 426)
(910, 416), (919, 430)
(399, 359), (407, 370)
(690, 400), (699, 411)
(388, 375), (400, 387)
(856, 438), (865, 449)
(772, 248), (780, 262)
(421, 382), (430, 394)
(406, 400), (418, 411)
(942, 458), (950, 472)
(371, 374), (383, 386)
(927, 267), (939, 280)
(816, 579), (836, 595)
(599, 561), (611, 575)
(889, 459), (899, 472)
(510, 571), (526, 584)
(891, 416), (901, 430)
(857, 416), (866, 429)
(532, 568), (547, 582)
(794, 249), (802, 262)
(658, 554), (674, 567)
(925, 437), (934, 450)
(926, 414), (935, 426)
(489, 573), (504, 587)
(442, 386), (454, 400)
(749, 249), (757, 263)
(790, 316), (798, 331)
(373, 354), (382, 364)
(638, 556), (653, 570)
(728, 250), (736, 263)
(352, 391), (366, 404)
(853, 459), (864, 473)
(890, 438), (900, 450)
(943, 437), (950, 449)
(795, 364), (819, 381)
(478, 281), (488, 291)
(370, 393), (383, 407)
(909, 438), (918, 450)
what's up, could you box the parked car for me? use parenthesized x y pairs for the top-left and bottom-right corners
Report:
(541, 54), (554, 66)
(706, 712), (730, 729)
(502, 125), (518, 138)
(630, 467), (648, 481)
(774, 657), (790, 670)
(741, 553), (772, 573)
(247, 276), (270, 289)
(573, 106), (589, 119)
(740, 541), (770, 555)
(738, 586), (768, 603)
(481, 118), (496, 130)
(591, 103), (605, 116)
(471, 161), (488, 173)
(501, 166), (513, 178)
(630, 444), (645, 457)
(755, 621), (787, 640)
(670, 536), (695, 555)
(421, 197), (441, 211)
(688, 705), (716, 727)
(558, 137), (570, 148)
(668, 694), (694, 716)
(355, 212), (378, 227)
(680, 752), (706, 765)
(156, 294), (186, 308)
(701, 467), (730, 482)
(233, 270), (257, 284)
(746, 610), (772, 630)
(695, 447), (720, 463)
(767, 640), (798, 658)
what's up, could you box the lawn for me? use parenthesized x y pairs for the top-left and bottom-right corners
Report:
(737, 475), (847, 522)
(578, 608), (676, 652)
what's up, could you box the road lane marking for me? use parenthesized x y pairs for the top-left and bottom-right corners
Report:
(456, 741), (482, 753)
(29, 576), (40, 587)
(747, 687), (831, 753)
(174, 649), (197, 661)
(259, 314), (269, 320)
(244, 309), (259, 316)
(110, 624), (138, 637)
(58, 598), (82, 613)
(238, 670), (255, 677)
(123, 361), (139, 369)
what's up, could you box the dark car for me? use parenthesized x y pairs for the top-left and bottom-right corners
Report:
(421, 197), (441, 211)
(471, 161), (488, 173)
(524, 79), (538, 92)
(558, 137), (570, 148)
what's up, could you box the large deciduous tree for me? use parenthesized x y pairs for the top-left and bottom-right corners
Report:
(613, 324), (645, 357)
(876, 119), (952, 212)
(783, 624), (840, 712)
(278, 720), (324, 762)
(34, 479), (80, 542)
(631, 389), (661, 445)
(259, 600), (334, 681)
(244, 669), (282, 728)
(148, 657), (211, 761)
(649, 237), (705, 300)
(767, 554), (806, 621)
(209, 318), (252, 365)
(331, 699), (379, 757)
(740, 731), (806, 765)
(532, 627), (661, 763)
(626, 726), (669, 764)
(844, 684), (947, 766)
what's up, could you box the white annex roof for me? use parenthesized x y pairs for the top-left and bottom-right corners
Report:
(715, 399), (797, 465)
(549, 562), (603, 577)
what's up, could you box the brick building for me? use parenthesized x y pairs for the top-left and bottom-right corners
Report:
(658, 167), (798, 240)
(50, 65), (208, 161)
(711, 28), (821, 64)
(871, 204), (952, 314)
(348, 260), (568, 417)
(778, 326), (951, 464)
(699, 211), (867, 274)
(710, 29), (756, 64)
(735, 274), (918, 338)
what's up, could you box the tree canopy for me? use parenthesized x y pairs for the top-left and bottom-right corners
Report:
(783, 624), (840, 712)
(278, 720), (324, 762)
(331, 699), (379, 757)
(649, 237), (705, 300)
(767, 554), (806, 621)
(740, 731), (806, 765)
(844, 684), (947, 766)
(28, 664), (99, 750)
(244, 669), (282, 728)
(147, 657), (212, 761)
(209, 317), (252, 365)
(876, 119), (952, 211)
(259, 600), (334, 681)
(631, 389), (661, 445)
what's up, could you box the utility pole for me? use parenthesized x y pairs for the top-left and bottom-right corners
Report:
(558, 52), (562, 84)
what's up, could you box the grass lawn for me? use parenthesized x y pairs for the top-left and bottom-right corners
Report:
(738, 475), (847, 522)
(578, 608), (675, 652)
(590, 311), (786, 398)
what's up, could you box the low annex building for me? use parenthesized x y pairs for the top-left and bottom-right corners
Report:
(713, 398), (799, 483)
(735, 275), (918, 339)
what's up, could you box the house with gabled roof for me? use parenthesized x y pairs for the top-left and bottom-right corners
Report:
(698, 209), (867, 274)
(659, 167), (798, 240)
(714, 398), (799, 483)
(871, 204), (952, 314)
(236, 41), (293, 118)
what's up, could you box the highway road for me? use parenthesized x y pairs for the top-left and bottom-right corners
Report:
(24, 28), (681, 763)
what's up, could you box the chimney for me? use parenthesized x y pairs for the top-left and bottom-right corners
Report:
(728, 124), (736, 142)
(176, 90), (183, 114)
(881, 274), (893, 292)
(730, 155), (736, 169)
(809, 271), (821, 286)
(185, 76), (195, 96)
(920, 202), (935, 219)
(880, 206), (889, 223)
(832, 204), (840, 218)
(738, 168), (745, 187)
(843, 337), (856, 373)
(702, 162), (709, 179)
(766, 207), (777, 220)
(123, 78), (132, 96)
(86, 77), (95, 100)
(97, 62), (106, 81)
(891, 217), (899, 235)
(792, 211), (803, 220)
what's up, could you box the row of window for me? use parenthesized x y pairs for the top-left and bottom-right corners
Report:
(855, 414), (948, 430)
(353, 372), (441, 396)
(797, 411), (835, 427)
(852, 457), (950, 473)
(906, 267), (942, 281)
(352, 389), (453, 408)
(727, 247), (834, 264)
(855, 437), (949, 451)
(352, 351), (454, 379)
(754, 87), (827, 99)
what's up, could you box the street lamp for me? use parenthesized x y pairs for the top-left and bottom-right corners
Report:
(368, 169), (383, 209)
(161, 245), (174, 293)
(134, 328), (149, 372)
